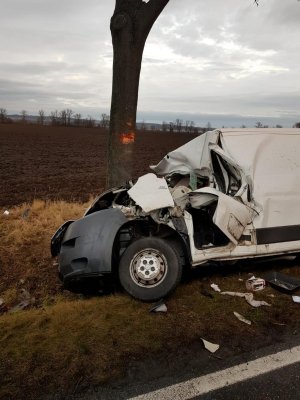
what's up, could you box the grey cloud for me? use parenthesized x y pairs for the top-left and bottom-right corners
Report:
(0, 0), (299, 127)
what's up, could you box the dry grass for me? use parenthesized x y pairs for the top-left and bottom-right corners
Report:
(1, 201), (300, 399)
(0, 199), (89, 305)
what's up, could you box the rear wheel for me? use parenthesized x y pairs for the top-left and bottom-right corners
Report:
(118, 237), (183, 302)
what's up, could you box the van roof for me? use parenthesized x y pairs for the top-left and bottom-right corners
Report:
(220, 128), (300, 136)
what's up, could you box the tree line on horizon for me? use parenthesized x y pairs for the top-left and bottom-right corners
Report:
(0, 107), (300, 131)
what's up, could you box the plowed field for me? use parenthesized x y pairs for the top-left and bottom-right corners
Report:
(0, 124), (195, 207)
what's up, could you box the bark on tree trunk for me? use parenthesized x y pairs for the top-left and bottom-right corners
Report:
(107, 0), (169, 188)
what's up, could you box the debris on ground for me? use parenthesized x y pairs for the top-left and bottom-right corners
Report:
(221, 291), (271, 308)
(149, 301), (167, 313)
(8, 288), (35, 313)
(210, 283), (221, 292)
(292, 296), (300, 304)
(200, 289), (214, 299)
(3, 210), (9, 216)
(246, 276), (266, 291)
(233, 311), (252, 325)
(21, 208), (30, 220)
(264, 271), (300, 292)
(201, 338), (220, 353)
(0, 298), (8, 314)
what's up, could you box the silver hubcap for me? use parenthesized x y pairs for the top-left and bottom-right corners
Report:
(130, 248), (168, 288)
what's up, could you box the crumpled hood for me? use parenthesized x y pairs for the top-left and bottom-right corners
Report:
(150, 130), (220, 177)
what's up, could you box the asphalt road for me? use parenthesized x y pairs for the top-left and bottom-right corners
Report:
(196, 362), (300, 400)
(74, 333), (300, 400)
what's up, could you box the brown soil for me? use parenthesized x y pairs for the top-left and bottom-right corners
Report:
(0, 124), (196, 207)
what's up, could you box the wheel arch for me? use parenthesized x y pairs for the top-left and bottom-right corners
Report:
(111, 218), (191, 275)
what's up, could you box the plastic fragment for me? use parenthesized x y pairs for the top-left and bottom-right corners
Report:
(221, 291), (271, 308)
(201, 338), (219, 353)
(150, 301), (167, 313)
(246, 276), (266, 291)
(3, 210), (9, 216)
(9, 300), (30, 313)
(210, 283), (221, 292)
(233, 311), (251, 325)
(21, 208), (30, 219)
(292, 296), (300, 303)
(264, 271), (300, 291)
(8, 288), (35, 313)
(0, 298), (7, 314)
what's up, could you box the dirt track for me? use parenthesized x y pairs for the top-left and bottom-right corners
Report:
(0, 124), (195, 207)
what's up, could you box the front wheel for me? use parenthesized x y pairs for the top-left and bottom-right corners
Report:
(118, 237), (183, 302)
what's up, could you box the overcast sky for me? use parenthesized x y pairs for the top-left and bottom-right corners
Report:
(1, 0), (299, 127)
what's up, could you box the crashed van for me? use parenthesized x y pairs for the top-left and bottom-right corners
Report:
(51, 128), (300, 301)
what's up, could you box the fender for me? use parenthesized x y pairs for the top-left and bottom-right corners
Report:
(58, 208), (127, 282)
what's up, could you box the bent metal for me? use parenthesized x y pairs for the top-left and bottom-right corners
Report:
(51, 128), (300, 301)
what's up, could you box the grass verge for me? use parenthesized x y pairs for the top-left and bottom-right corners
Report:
(1, 201), (300, 399)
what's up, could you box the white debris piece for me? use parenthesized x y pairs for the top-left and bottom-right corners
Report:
(3, 210), (9, 216)
(128, 173), (174, 213)
(221, 291), (271, 308)
(246, 276), (266, 291)
(233, 312), (252, 325)
(201, 338), (220, 353)
(150, 302), (167, 313)
(210, 283), (221, 292)
(292, 296), (300, 304)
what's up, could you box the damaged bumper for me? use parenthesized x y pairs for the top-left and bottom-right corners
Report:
(54, 208), (127, 283)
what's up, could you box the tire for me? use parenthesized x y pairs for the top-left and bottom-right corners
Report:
(118, 237), (183, 302)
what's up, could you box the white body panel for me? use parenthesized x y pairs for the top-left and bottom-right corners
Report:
(151, 128), (300, 264)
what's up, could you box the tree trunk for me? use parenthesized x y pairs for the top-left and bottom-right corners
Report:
(107, 0), (169, 188)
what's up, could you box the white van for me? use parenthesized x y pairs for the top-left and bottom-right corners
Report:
(51, 128), (300, 301)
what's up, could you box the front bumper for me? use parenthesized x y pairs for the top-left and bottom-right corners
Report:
(52, 208), (127, 283)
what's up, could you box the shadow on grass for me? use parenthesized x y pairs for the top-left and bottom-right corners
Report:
(66, 256), (300, 299)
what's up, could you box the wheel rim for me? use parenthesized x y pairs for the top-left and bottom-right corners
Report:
(129, 248), (168, 288)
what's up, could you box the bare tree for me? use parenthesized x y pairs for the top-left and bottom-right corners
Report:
(107, 0), (169, 187)
(38, 109), (45, 125)
(189, 120), (195, 134)
(21, 110), (27, 124)
(100, 113), (110, 129)
(175, 118), (183, 133)
(185, 120), (190, 133)
(66, 109), (73, 126)
(74, 113), (82, 127)
(83, 115), (96, 128)
(255, 121), (263, 128)
(59, 110), (67, 126)
(50, 110), (59, 126)
(0, 108), (7, 123)
(169, 121), (174, 133)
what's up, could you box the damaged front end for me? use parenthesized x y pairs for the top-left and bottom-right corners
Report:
(51, 129), (260, 300)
